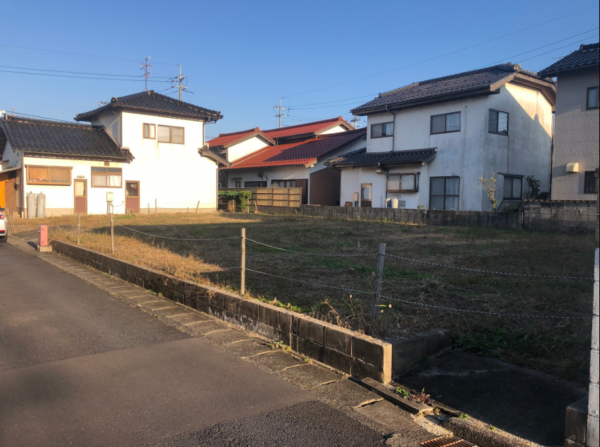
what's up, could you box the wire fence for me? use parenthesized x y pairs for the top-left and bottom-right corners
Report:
(40, 214), (595, 322)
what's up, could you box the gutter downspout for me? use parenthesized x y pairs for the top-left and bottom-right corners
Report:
(385, 105), (397, 152)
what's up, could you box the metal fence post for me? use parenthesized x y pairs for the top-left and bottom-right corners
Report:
(241, 228), (246, 295)
(77, 213), (81, 245)
(110, 208), (115, 254)
(372, 242), (386, 322)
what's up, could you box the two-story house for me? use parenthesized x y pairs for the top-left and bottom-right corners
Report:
(327, 64), (556, 211)
(0, 90), (226, 217)
(539, 42), (599, 200)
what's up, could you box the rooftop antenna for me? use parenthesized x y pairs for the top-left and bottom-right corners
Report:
(176, 64), (187, 101)
(11, 107), (15, 116)
(140, 56), (152, 91)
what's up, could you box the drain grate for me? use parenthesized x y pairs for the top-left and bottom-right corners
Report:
(421, 435), (477, 447)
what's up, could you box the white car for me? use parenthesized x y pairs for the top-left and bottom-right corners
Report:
(0, 208), (7, 243)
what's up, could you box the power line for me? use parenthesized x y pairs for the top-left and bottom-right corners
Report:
(283, 5), (599, 98)
(0, 43), (177, 65)
(0, 69), (171, 83)
(0, 64), (171, 79)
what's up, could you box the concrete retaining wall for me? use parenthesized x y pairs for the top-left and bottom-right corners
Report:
(50, 240), (393, 383)
(256, 201), (597, 234)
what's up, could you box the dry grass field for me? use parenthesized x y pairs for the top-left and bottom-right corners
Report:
(13, 211), (596, 384)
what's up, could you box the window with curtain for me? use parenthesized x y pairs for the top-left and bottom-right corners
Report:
(489, 110), (509, 135)
(91, 167), (122, 188)
(157, 125), (184, 144)
(387, 174), (418, 192)
(272, 180), (297, 188)
(587, 87), (599, 110)
(371, 122), (394, 138)
(503, 176), (522, 199)
(431, 112), (461, 134)
(27, 166), (72, 185)
(360, 183), (373, 207)
(245, 181), (267, 187)
(143, 123), (155, 139)
(430, 177), (460, 210)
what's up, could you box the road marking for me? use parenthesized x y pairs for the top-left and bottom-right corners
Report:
(137, 300), (167, 306)
(168, 313), (193, 319)
(203, 329), (232, 336)
(281, 364), (309, 371)
(243, 350), (279, 359)
(319, 380), (340, 386)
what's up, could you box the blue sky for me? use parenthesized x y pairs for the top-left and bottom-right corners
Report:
(0, 0), (598, 140)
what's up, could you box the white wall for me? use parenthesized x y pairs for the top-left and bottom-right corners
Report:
(345, 81), (553, 211)
(321, 124), (349, 135)
(551, 68), (599, 200)
(92, 113), (121, 145)
(120, 111), (217, 211)
(227, 137), (270, 162)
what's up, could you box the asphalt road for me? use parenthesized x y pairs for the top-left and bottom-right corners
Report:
(0, 242), (387, 447)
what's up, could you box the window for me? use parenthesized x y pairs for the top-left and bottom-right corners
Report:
(503, 176), (522, 199)
(361, 183), (372, 207)
(157, 125), (185, 144)
(371, 122), (394, 138)
(143, 123), (156, 139)
(234, 179), (242, 188)
(431, 112), (461, 134)
(430, 177), (460, 210)
(245, 181), (267, 187)
(272, 180), (296, 188)
(387, 173), (419, 192)
(489, 110), (509, 136)
(587, 87), (599, 110)
(91, 167), (122, 188)
(584, 171), (598, 194)
(26, 166), (72, 186)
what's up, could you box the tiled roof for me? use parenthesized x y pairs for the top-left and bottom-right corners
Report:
(0, 117), (132, 160)
(228, 128), (366, 170)
(351, 64), (554, 114)
(539, 43), (599, 76)
(75, 90), (222, 122)
(326, 148), (437, 167)
(262, 117), (353, 140)
(206, 127), (275, 149)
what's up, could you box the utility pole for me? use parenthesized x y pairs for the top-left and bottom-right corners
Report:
(140, 56), (152, 91)
(176, 64), (187, 101)
(350, 115), (365, 129)
(273, 97), (290, 128)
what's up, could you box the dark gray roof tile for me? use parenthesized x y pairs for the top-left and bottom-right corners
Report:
(76, 90), (222, 122)
(0, 117), (131, 160)
(539, 43), (599, 76)
(326, 148), (436, 167)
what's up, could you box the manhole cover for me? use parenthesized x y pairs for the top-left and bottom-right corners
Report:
(421, 435), (477, 447)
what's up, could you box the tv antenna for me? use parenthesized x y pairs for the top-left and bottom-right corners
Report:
(140, 56), (152, 91)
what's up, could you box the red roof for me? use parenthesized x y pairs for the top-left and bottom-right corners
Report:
(207, 127), (275, 148)
(263, 116), (352, 139)
(227, 128), (366, 170)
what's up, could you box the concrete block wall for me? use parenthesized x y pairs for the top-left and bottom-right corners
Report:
(50, 240), (393, 383)
(256, 201), (596, 234)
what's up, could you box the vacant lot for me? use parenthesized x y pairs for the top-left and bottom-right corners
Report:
(14, 211), (595, 384)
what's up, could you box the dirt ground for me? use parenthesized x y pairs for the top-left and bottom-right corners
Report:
(13, 211), (596, 384)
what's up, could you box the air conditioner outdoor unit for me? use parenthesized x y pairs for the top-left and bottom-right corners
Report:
(566, 162), (579, 173)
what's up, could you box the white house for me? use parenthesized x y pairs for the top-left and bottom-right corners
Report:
(539, 42), (599, 200)
(0, 90), (227, 217)
(327, 64), (556, 211)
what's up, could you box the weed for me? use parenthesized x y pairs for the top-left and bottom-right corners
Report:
(459, 413), (469, 420)
(304, 357), (312, 364)
(395, 388), (411, 398)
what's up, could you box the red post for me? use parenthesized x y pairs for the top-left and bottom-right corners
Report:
(39, 225), (48, 247)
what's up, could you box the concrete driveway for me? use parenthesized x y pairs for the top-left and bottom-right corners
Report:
(0, 242), (389, 446)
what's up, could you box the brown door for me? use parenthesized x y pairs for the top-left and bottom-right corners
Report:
(309, 167), (341, 206)
(74, 179), (87, 214)
(125, 181), (140, 213)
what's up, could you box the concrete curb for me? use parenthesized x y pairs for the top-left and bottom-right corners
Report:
(354, 377), (432, 415)
(50, 240), (394, 383)
(440, 418), (543, 447)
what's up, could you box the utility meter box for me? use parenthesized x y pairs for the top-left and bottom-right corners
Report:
(37, 225), (52, 252)
(106, 192), (114, 202)
(566, 162), (579, 173)
(353, 192), (359, 202)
